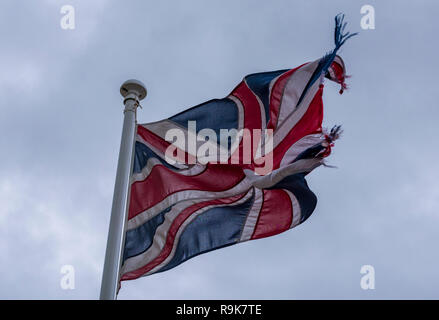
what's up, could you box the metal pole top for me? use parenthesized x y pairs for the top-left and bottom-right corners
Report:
(120, 79), (147, 101)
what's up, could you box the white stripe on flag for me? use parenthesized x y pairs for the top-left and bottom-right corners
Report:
(284, 189), (302, 228)
(239, 188), (263, 241)
(127, 178), (252, 230)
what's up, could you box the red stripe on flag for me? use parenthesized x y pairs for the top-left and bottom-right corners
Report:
(263, 84), (324, 170)
(128, 164), (245, 219)
(267, 63), (307, 131)
(251, 189), (293, 240)
(231, 81), (262, 131)
(229, 81), (263, 166)
(136, 125), (196, 164)
(136, 125), (171, 155)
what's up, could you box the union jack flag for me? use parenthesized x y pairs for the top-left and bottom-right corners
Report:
(120, 15), (356, 282)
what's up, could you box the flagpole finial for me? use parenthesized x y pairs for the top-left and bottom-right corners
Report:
(120, 79), (147, 102)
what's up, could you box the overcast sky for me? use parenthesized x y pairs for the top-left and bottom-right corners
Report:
(1, 0), (438, 299)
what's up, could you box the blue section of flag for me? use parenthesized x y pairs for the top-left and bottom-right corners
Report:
(133, 141), (177, 174)
(244, 69), (288, 124)
(123, 207), (172, 261)
(170, 98), (239, 140)
(155, 193), (255, 273)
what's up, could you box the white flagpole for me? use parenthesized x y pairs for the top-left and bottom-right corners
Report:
(100, 80), (147, 300)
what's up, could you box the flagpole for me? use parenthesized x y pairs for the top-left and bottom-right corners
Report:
(100, 79), (147, 300)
